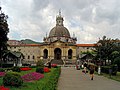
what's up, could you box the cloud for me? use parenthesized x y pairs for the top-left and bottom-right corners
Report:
(1, 0), (120, 43)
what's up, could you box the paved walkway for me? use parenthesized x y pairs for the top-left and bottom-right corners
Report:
(57, 67), (120, 90)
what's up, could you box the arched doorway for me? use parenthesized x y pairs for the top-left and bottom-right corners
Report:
(54, 48), (61, 60)
(43, 49), (48, 59)
(68, 49), (72, 59)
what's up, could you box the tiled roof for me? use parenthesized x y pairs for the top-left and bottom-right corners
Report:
(10, 44), (42, 47)
(76, 44), (97, 47)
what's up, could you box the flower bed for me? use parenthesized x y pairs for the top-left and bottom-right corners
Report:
(21, 72), (44, 82)
(44, 67), (50, 73)
(20, 67), (32, 71)
(0, 86), (10, 90)
(0, 72), (6, 77)
(51, 64), (57, 68)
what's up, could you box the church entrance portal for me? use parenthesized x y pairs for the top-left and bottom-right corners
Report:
(54, 48), (61, 60)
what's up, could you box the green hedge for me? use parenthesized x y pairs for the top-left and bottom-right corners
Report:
(12, 66), (21, 72)
(101, 65), (118, 75)
(36, 67), (61, 90)
(36, 67), (44, 73)
(3, 72), (23, 87)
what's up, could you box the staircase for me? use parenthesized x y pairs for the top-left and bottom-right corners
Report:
(51, 59), (64, 65)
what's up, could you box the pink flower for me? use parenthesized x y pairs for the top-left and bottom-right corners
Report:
(21, 72), (44, 82)
(0, 72), (6, 77)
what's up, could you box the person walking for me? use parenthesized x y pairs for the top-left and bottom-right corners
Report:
(90, 66), (95, 80)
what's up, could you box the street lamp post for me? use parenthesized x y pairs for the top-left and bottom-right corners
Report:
(97, 43), (102, 75)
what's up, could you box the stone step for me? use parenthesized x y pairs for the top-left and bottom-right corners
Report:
(51, 59), (64, 65)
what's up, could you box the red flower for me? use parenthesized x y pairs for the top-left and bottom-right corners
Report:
(51, 64), (57, 67)
(44, 67), (50, 73)
(0, 86), (10, 90)
(20, 67), (32, 71)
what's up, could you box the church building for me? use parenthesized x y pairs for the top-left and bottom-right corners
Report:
(7, 12), (96, 65)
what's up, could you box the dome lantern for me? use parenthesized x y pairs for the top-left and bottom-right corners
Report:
(56, 10), (64, 26)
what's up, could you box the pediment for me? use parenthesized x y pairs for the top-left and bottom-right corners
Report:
(50, 40), (66, 47)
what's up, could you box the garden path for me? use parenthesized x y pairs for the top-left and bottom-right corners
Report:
(57, 66), (120, 90)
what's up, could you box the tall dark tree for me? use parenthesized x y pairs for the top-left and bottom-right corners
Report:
(96, 36), (114, 65)
(95, 36), (120, 66)
(0, 7), (9, 63)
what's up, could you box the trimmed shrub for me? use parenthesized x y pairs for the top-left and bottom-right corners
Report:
(37, 67), (61, 90)
(0, 68), (5, 72)
(101, 65), (117, 75)
(12, 66), (21, 72)
(3, 72), (23, 87)
(36, 60), (44, 68)
(36, 67), (44, 73)
(2, 64), (13, 68)
(101, 66), (110, 74)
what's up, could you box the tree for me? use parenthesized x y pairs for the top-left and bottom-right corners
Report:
(0, 7), (9, 63)
(113, 57), (120, 71)
(95, 36), (119, 65)
(111, 51), (119, 64)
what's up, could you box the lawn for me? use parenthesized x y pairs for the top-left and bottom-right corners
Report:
(101, 72), (120, 82)
(0, 67), (61, 90)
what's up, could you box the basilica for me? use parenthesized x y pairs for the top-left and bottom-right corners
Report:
(8, 12), (96, 66)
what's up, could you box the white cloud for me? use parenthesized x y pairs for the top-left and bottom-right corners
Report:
(1, 0), (120, 43)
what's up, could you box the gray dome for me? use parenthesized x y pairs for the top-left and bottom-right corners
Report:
(49, 26), (70, 37)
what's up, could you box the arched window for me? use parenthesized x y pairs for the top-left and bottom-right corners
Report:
(68, 49), (72, 59)
(28, 55), (30, 59)
(33, 56), (35, 59)
(43, 49), (48, 59)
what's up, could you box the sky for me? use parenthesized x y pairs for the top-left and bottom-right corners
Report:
(1, 0), (120, 44)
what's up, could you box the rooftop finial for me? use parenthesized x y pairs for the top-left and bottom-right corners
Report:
(59, 9), (61, 16)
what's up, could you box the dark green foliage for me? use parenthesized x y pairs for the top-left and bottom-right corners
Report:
(37, 67), (61, 90)
(12, 66), (21, 72)
(44, 67), (61, 90)
(22, 63), (31, 66)
(101, 66), (111, 74)
(36, 67), (44, 73)
(101, 65), (117, 75)
(0, 68), (5, 72)
(29, 65), (37, 68)
(0, 7), (9, 63)
(95, 36), (120, 65)
(2, 64), (13, 68)
(3, 72), (23, 87)
(114, 57), (120, 71)
(48, 62), (51, 68)
(36, 60), (44, 68)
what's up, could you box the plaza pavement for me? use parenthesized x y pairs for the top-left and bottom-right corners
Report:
(57, 66), (120, 90)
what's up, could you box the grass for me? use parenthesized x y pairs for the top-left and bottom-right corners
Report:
(94, 70), (120, 82)
(101, 72), (120, 82)
(0, 67), (61, 90)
